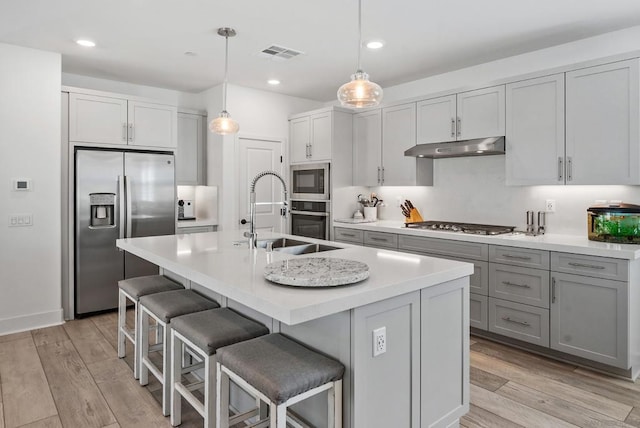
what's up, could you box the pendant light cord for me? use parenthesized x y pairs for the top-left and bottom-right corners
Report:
(357, 0), (362, 72)
(222, 34), (229, 111)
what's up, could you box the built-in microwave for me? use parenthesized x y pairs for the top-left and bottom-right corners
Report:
(290, 163), (330, 200)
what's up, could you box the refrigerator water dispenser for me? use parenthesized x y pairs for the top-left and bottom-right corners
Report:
(89, 193), (115, 227)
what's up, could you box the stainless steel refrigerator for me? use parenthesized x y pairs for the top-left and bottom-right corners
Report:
(75, 148), (175, 316)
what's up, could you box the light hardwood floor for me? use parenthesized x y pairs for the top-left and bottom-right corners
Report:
(0, 314), (639, 427)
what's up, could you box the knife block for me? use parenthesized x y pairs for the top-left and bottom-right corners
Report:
(405, 208), (424, 224)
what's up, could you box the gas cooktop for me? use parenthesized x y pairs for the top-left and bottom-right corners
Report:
(405, 221), (516, 236)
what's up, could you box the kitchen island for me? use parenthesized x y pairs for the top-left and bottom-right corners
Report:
(117, 230), (474, 428)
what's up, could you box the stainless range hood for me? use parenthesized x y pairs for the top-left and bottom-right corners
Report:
(404, 136), (505, 159)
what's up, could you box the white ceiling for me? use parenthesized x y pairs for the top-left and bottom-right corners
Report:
(2, 0), (640, 101)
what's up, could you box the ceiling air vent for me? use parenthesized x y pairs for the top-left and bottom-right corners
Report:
(258, 45), (304, 61)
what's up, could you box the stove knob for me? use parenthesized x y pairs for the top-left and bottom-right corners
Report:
(445, 224), (452, 230)
(451, 225), (461, 232)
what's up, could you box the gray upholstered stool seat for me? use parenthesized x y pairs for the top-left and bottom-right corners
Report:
(169, 308), (269, 427)
(171, 308), (269, 356)
(117, 275), (183, 380)
(216, 333), (345, 428)
(138, 289), (219, 416)
(118, 275), (183, 298)
(139, 289), (219, 322)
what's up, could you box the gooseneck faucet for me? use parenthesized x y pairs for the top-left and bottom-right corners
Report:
(244, 170), (288, 248)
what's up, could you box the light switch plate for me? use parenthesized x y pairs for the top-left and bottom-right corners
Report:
(9, 214), (33, 227)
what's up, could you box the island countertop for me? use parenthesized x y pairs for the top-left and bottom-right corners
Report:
(116, 230), (473, 325)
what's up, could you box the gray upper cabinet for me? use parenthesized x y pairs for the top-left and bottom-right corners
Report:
(505, 74), (565, 185)
(566, 59), (640, 185)
(289, 112), (332, 163)
(381, 103), (417, 186)
(416, 95), (457, 144)
(69, 92), (177, 148)
(417, 85), (505, 144)
(176, 112), (206, 185)
(457, 85), (506, 140)
(353, 109), (383, 186)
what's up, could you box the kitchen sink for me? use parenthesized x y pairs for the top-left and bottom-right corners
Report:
(256, 238), (311, 249)
(256, 238), (341, 255)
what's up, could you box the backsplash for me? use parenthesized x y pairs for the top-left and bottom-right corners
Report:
(334, 156), (640, 236)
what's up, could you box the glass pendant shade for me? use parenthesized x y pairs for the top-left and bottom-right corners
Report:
(337, 70), (383, 108)
(209, 111), (239, 135)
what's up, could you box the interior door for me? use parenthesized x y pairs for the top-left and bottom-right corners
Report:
(238, 137), (285, 234)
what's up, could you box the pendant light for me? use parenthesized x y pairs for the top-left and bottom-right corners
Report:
(210, 27), (240, 135)
(337, 0), (383, 108)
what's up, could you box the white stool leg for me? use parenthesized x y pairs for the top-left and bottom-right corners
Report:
(162, 321), (171, 416)
(170, 330), (182, 426)
(270, 403), (286, 428)
(204, 355), (216, 428)
(139, 307), (150, 386)
(117, 290), (126, 359)
(216, 363), (230, 428)
(133, 300), (139, 379)
(333, 379), (342, 428)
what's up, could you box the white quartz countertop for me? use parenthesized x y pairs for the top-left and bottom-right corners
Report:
(116, 230), (473, 325)
(333, 220), (640, 260)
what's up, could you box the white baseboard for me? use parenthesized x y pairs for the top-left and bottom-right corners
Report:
(0, 308), (64, 336)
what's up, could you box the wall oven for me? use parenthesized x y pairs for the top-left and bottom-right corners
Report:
(291, 163), (330, 200)
(290, 200), (330, 240)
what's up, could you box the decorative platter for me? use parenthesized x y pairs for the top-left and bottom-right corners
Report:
(264, 257), (370, 287)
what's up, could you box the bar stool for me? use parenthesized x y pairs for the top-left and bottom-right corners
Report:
(139, 289), (220, 416)
(169, 308), (269, 428)
(216, 333), (345, 428)
(118, 275), (183, 379)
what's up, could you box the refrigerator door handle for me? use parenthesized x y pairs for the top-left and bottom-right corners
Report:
(118, 175), (125, 248)
(125, 175), (133, 238)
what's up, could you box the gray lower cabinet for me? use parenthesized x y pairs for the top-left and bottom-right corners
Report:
(550, 272), (628, 368)
(489, 297), (550, 347)
(470, 293), (488, 330)
(399, 235), (488, 260)
(364, 231), (398, 249)
(334, 227), (364, 244)
(489, 263), (550, 308)
(489, 245), (550, 269)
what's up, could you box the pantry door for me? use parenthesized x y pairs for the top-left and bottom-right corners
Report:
(237, 137), (286, 233)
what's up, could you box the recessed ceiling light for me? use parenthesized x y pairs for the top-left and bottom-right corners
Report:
(184, 51), (197, 57)
(76, 39), (96, 47)
(267, 79), (281, 85)
(366, 40), (384, 50)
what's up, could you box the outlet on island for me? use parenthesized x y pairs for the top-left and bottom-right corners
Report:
(373, 326), (387, 357)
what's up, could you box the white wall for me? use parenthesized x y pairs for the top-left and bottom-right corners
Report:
(0, 43), (63, 334)
(62, 72), (206, 111)
(203, 84), (322, 230)
(334, 25), (640, 236)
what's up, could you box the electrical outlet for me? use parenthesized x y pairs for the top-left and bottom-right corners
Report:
(545, 199), (556, 212)
(373, 327), (386, 357)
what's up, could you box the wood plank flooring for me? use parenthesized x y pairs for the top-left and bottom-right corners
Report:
(0, 314), (639, 427)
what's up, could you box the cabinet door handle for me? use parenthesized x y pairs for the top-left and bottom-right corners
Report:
(501, 316), (530, 327)
(377, 166), (381, 184)
(502, 281), (531, 289)
(501, 254), (532, 261)
(122, 123), (127, 142)
(308, 143), (312, 158)
(567, 157), (573, 181)
(341, 233), (356, 238)
(551, 277), (556, 303)
(558, 157), (563, 181)
(369, 237), (387, 242)
(128, 123), (134, 142)
(457, 117), (461, 137)
(381, 167), (385, 185)
(451, 118), (455, 137)
(568, 262), (605, 270)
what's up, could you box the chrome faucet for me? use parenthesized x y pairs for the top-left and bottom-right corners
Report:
(244, 170), (288, 248)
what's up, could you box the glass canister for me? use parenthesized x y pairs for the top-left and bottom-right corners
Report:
(587, 203), (640, 244)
